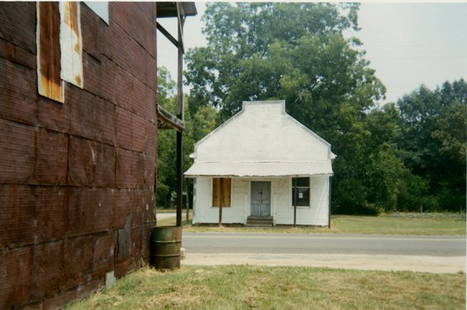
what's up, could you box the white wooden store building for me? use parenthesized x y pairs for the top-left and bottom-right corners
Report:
(185, 101), (335, 226)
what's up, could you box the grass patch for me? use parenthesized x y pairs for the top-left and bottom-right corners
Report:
(157, 213), (191, 227)
(157, 209), (176, 213)
(181, 213), (466, 235)
(65, 265), (465, 310)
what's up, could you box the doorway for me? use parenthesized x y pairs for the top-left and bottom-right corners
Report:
(250, 181), (271, 216)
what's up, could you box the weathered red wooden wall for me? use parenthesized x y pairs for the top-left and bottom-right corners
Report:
(0, 2), (157, 308)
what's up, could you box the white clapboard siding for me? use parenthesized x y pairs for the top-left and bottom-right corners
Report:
(188, 101), (333, 226)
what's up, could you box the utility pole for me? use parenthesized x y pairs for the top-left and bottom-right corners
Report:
(175, 5), (185, 227)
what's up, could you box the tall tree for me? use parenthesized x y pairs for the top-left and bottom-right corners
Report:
(156, 67), (218, 208)
(186, 3), (388, 213)
(397, 79), (466, 211)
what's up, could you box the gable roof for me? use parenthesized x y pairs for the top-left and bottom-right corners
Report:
(185, 100), (335, 177)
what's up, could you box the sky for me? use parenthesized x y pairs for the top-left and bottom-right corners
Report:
(157, 2), (467, 104)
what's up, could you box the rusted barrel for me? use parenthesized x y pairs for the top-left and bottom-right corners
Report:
(150, 226), (182, 269)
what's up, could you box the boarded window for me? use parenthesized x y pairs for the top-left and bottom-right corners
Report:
(37, 1), (83, 103)
(37, 2), (64, 103)
(292, 177), (310, 207)
(212, 178), (231, 207)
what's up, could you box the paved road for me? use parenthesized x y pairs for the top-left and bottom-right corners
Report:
(183, 232), (466, 256)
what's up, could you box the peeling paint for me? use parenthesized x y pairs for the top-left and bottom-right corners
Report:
(74, 75), (82, 86)
(60, 1), (83, 88)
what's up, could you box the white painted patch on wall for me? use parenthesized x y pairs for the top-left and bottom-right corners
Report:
(60, 2), (83, 88)
(84, 2), (109, 24)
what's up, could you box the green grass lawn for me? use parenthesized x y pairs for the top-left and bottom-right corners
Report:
(158, 212), (466, 235)
(65, 265), (465, 310)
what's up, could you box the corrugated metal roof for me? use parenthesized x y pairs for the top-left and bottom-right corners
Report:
(185, 161), (333, 177)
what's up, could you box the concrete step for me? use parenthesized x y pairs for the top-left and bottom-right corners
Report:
(247, 218), (273, 222)
(246, 216), (273, 226)
(247, 223), (273, 226)
(248, 216), (273, 221)
(245, 223), (273, 227)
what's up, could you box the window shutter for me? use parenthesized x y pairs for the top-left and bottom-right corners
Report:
(212, 178), (221, 207)
(222, 178), (231, 207)
(37, 1), (84, 103)
(212, 178), (231, 207)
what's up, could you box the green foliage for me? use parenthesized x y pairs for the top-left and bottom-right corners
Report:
(397, 79), (466, 212)
(180, 4), (466, 215)
(156, 68), (218, 208)
(186, 2), (371, 121)
(186, 3), (393, 215)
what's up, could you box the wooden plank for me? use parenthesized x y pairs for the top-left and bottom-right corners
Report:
(156, 22), (179, 49)
(175, 9), (185, 226)
(222, 178), (231, 207)
(156, 104), (184, 131)
(37, 2), (64, 103)
(176, 130), (183, 226)
(176, 12), (184, 118)
(212, 178), (220, 207)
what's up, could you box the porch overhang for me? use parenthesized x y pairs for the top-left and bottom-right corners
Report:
(184, 161), (333, 178)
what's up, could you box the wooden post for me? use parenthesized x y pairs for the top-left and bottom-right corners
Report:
(185, 179), (189, 222)
(176, 136), (182, 226)
(293, 178), (297, 227)
(218, 203), (223, 227)
(175, 7), (185, 227)
(328, 176), (332, 229)
(218, 179), (223, 227)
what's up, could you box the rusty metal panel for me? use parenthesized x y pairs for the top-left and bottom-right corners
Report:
(60, 1), (83, 88)
(37, 2), (64, 103)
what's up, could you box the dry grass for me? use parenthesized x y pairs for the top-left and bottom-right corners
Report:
(179, 213), (466, 235)
(65, 265), (466, 310)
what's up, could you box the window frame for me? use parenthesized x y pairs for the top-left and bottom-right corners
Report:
(291, 177), (311, 207)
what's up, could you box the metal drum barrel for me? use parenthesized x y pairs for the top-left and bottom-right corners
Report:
(150, 226), (182, 269)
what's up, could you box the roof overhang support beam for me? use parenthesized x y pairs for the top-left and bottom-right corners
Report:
(156, 22), (184, 53)
(156, 105), (184, 132)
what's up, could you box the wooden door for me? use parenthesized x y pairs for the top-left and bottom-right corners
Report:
(250, 181), (271, 216)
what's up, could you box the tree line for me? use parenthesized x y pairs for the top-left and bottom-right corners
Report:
(156, 3), (466, 214)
